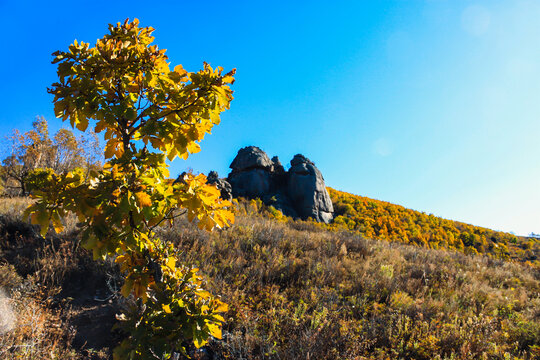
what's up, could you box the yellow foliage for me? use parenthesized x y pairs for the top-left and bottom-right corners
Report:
(327, 188), (538, 265)
(26, 18), (235, 359)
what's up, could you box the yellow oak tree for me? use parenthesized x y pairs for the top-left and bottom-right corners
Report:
(25, 18), (235, 359)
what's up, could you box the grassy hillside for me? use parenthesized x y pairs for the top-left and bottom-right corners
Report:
(0, 198), (118, 359)
(1, 197), (539, 359)
(328, 188), (540, 266)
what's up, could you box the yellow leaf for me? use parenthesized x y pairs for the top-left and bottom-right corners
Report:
(162, 304), (172, 314)
(212, 314), (225, 323)
(222, 75), (234, 84)
(51, 211), (64, 233)
(95, 120), (107, 133)
(115, 254), (128, 264)
(31, 210), (50, 236)
(30, 212), (39, 226)
(166, 257), (176, 271)
(149, 137), (164, 149)
(121, 279), (133, 298)
(174, 64), (187, 76)
(187, 141), (201, 155)
(134, 281), (147, 301)
(197, 290), (211, 299)
(207, 323), (222, 339)
(104, 142), (115, 159)
(53, 101), (64, 118)
(135, 192), (152, 208)
(115, 141), (125, 158)
(167, 148), (177, 161)
(214, 301), (228, 313)
(193, 337), (206, 349)
(75, 117), (89, 132)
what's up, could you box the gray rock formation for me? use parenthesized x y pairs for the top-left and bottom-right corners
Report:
(228, 146), (274, 199)
(271, 156), (285, 175)
(288, 154), (334, 223)
(230, 146), (273, 172)
(266, 192), (298, 219)
(207, 171), (233, 201)
(227, 146), (334, 223)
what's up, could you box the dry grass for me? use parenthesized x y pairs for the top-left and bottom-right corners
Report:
(0, 197), (119, 359)
(159, 204), (540, 359)
(0, 197), (34, 218)
(1, 197), (539, 359)
(0, 264), (78, 359)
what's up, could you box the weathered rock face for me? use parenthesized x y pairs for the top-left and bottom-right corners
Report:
(267, 192), (298, 219)
(207, 171), (233, 201)
(226, 146), (334, 223)
(288, 155), (334, 223)
(271, 156), (285, 175)
(230, 146), (273, 172)
(228, 146), (274, 199)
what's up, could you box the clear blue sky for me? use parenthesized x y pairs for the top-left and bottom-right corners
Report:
(0, 0), (538, 235)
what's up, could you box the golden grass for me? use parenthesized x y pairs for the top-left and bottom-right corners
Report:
(0, 198), (108, 359)
(160, 205), (540, 359)
(0, 197), (34, 218)
(0, 265), (78, 359)
(0, 197), (538, 359)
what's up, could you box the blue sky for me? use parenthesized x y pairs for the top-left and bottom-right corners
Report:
(0, 0), (538, 235)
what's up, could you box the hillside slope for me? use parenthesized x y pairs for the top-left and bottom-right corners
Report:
(1, 198), (539, 359)
(328, 188), (540, 266)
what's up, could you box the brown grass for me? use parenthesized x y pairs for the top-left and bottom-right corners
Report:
(0, 197), (119, 359)
(160, 204), (540, 359)
(1, 197), (539, 359)
(0, 264), (78, 359)
(0, 197), (34, 218)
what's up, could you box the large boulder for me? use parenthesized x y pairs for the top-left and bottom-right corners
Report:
(287, 154), (334, 223)
(228, 146), (274, 199)
(229, 146), (273, 171)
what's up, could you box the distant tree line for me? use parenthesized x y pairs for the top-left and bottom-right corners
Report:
(0, 117), (102, 196)
(328, 188), (539, 265)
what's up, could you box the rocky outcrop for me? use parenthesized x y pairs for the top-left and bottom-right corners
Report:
(230, 146), (274, 172)
(288, 155), (334, 223)
(271, 156), (285, 175)
(226, 146), (334, 223)
(228, 146), (274, 199)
